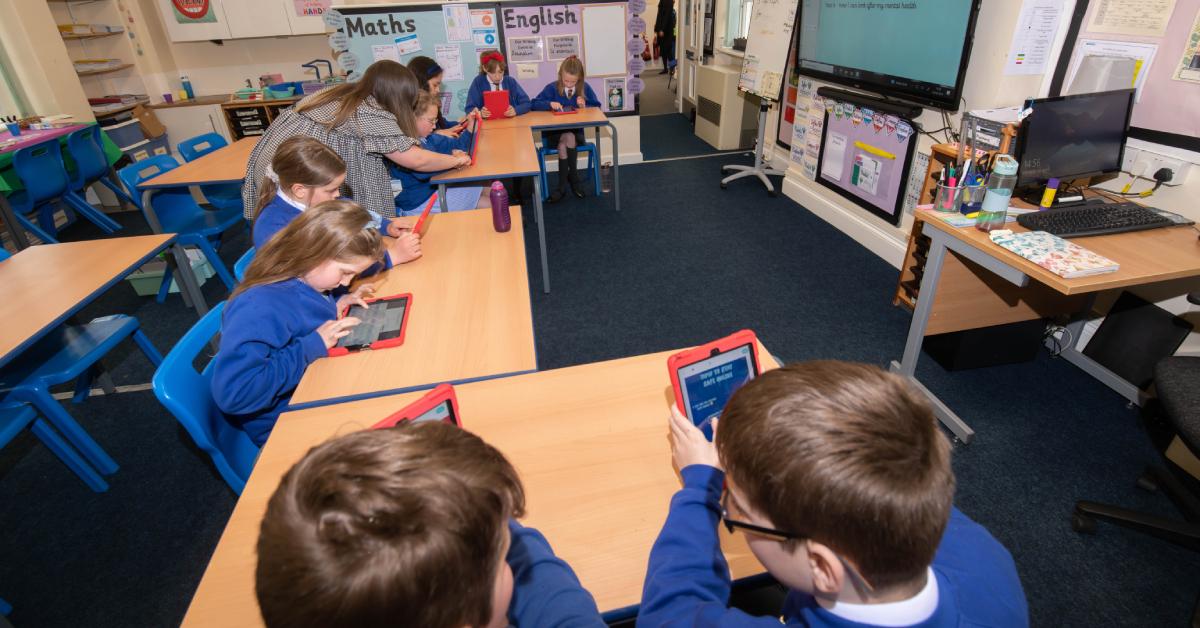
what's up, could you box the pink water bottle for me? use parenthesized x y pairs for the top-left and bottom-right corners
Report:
(490, 180), (510, 232)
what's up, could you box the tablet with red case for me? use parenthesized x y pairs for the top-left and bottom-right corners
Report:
(411, 194), (438, 236)
(372, 384), (462, 429)
(468, 113), (483, 164)
(327, 293), (412, 357)
(667, 330), (761, 441)
(483, 89), (510, 117)
(553, 109), (579, 115)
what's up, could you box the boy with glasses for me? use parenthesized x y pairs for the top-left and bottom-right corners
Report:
(639, 361), (1028, 626)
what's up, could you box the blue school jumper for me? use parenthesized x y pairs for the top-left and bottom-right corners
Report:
(531, 82), (602, 111)
(388, 131), (474, 211)
(465, 74), (532, 115)
(506, 520), (606, 626)
(211, 278), (335, 446)
(252, 193), (393, 273)
(638, 465), (1029, 627)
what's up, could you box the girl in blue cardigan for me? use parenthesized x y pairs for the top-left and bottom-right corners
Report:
(531, 56), (602, 202)
(465, 51), (531, 119)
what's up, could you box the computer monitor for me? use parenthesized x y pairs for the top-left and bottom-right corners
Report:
(1014, 89), (1135, 189)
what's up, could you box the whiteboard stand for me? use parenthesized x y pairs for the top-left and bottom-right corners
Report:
(721, 98), (786, 196)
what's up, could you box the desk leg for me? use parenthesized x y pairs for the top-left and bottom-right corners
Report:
(532, 174), (550, 294)
(0, 191), (31, 250)
(889, 229), (975, 443)
(1053, 294), (1149, 406)
(605, 122), (620, 212)
(139, 190), (166, 233)
(168, 243), (209, 317)
(438, 184), (448, 213)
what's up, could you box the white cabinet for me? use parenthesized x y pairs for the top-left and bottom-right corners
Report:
(156, 0), (326, 42)
(153, 103), (232, 158)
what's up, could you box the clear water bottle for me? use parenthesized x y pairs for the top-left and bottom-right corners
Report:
(181, 75), (195, 100)
(490, 180), (510, 232)
(976, 154), (1019, 233)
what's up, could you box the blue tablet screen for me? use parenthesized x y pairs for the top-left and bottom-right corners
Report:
(678, 344), (756, 440)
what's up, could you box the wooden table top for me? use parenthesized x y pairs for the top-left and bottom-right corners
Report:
(139, 137), (258, 189)
(0, 234), (174, 368)
(181, 344), (776, 627)
(482, 108), (610, 130)
(918, 208), (1200, 295)
(289, 207), (536, 405)
(433, 126), (541, 184)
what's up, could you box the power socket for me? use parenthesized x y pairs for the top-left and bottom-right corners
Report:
(1122, 146), (1192, 183)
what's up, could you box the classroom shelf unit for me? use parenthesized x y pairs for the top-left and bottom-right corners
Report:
(75, 63), (134, 77)
(222, 97), (301, 140)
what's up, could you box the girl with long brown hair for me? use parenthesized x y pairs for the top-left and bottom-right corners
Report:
(242, 60), (471, 223)
(531, 56), (601, 202)
(211, 201), (383, 446)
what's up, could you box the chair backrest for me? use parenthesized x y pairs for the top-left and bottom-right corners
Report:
(13, 141), (69, 204)
(65, 125), (110, 185)
(117, 155), (180, 211)
(151, 301), (259, 494)
(178, 133), (228, 162)
(233, 247), (255, 281)
(116, 154), (202, 230)
(0, 248), (10, 262)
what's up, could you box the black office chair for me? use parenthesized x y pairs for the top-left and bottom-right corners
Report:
(1072, 295), (1200, 626)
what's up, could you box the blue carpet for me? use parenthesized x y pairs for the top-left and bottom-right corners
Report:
(640, 113), (745, 161)
(0, 158), (1197, 626)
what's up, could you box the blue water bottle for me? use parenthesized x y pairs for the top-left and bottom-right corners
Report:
(181, 75), (195, 100)
(490, 180), (510, 232)
(976, 155), (1018, 233)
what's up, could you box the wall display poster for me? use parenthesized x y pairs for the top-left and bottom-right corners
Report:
(294, 0), (332, 18)
(172, 0), (216, 23)
(815, 101), (918, 226)
(443, 4), (473, 42)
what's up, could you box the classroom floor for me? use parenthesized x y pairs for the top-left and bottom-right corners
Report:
(1, 154), (1198, 626)
(636, 67), (678, 116)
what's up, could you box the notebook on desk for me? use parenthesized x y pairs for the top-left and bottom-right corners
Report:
(988, 230), (1119, 278)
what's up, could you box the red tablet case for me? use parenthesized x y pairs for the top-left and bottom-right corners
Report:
(483, 89), (510, 117)
(667, 329), (762, 420)
(326, 292), (413, 357)
(553, 109), (579, 115)
(372, 383), (462, 429)
(469, 113), (483, 164)
(411, 194), (438, 236)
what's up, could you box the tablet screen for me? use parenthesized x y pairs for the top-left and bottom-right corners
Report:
(410, 399), (456, 425)
(678, 344), (756, 438)
(337, 297), (409, 349)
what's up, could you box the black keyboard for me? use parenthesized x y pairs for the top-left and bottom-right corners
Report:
(1016, 201), (1176, 238)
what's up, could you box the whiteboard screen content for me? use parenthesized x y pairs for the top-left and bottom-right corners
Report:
(738, 0), (801, 101)
(582, 4), (629, 76)
(794, 0), (981, 110)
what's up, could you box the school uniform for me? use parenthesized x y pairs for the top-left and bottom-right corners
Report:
(211, 278), (336, 446)
(252, 192), (393, 275)
(464, 74), (532, 116)
(506, 520), (606, 627)
(388, 131), (482, 214)
(638, 465), (1030, 627)
(531, 82), (602, 145)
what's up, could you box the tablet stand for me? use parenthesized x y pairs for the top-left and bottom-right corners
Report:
(721, 98), (787, 196)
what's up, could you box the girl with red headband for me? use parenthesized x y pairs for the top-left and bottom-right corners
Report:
(531, 56), (601, 202)
(465, 51), (531, 119)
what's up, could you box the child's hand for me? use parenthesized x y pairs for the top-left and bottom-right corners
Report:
(668, 405), (721, 473)
(504, 105), (516, 117)
(576, 96), (586, 108)
(385, 220), (409, 238)
(388, 233), (422, 264)
(454, 152), (472, 167)
(451, 149), (468, 158)
(317, 317), (360, 349)
(480, 107), (492, 119)
(550, 101), (563, 111)
(435, 128), (461, 138)
(336, 282), (377, 312)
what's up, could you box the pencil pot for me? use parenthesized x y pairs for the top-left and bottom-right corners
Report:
(960, 183), (986, 215)
(933, 181), (964, 214)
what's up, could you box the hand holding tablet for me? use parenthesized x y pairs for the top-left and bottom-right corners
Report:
(667, 330), (762, 441)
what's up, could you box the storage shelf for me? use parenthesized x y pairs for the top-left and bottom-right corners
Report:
(76, 63), (134, 77)
(62, 31), (124, 41)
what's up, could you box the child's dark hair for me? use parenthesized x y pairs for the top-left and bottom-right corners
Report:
(716, 361), (955, 592)
(256, 422), (526, 628)
(253, 136), (345, 220)
(557, 56), (586, 97)
(479, 51), (506, 74)
(407, 55), (444, 91)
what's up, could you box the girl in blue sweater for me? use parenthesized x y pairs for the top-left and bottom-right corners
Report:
(253, 136), (421, 265)
(465, 52), (531, 119)
(390, 91), (486, 214)
(212, 201), (384, 445)
(531, 56), (602, 202)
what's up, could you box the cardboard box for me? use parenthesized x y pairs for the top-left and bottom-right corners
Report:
(132, 104), (166, 139)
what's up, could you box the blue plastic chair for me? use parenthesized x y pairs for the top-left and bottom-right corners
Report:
(0, 314), (162, 490)
(233, 247), (255, 281)
(177, 133), (243, 213)
(117, 156), (241, 299)
(65, 125), (138, 210)
(9, 140), (122, 239)
(537, 143), (601, 200)
(0, 596), (9, 615)
(153, 301), (259, 494)
(0, 400), (109, 491)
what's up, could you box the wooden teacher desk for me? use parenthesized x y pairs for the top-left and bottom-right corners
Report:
(894, 208), (1200, 443)
(288, 206), (537, 407)
(180, 345), (777, 627)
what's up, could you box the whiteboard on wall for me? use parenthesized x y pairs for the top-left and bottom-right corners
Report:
(737, 0), (800, 101)
(581, 4), (629, 76)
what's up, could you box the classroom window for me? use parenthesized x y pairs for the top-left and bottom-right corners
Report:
(724, 0), (752, 49)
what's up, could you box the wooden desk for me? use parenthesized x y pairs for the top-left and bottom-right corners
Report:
(289, 207), (536, 406)
(181, 346), (776, 627)
(0, 234), (174, 369)
(893, 209), (1200, 443)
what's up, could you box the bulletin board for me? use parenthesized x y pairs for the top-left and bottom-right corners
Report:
(499, 0), (638, 115)
(1050, 0), (1200, 152)
(330, 3), (505, 119)
(815, 99), (918, 226)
